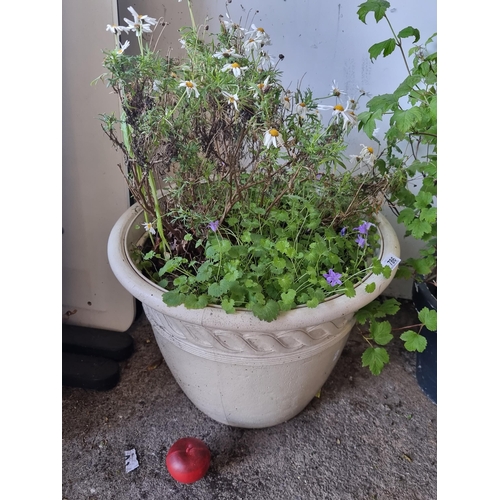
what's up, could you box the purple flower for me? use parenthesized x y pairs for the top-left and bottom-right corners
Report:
(323, 269), (342, 287)
(340, 227), (347, 237)
(354, 221), (374, 235)
(208, 220), (219, 231)
(355, 234), (366, 248)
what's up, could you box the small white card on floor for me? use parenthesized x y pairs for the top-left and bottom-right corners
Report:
(125, 448), (139, 473)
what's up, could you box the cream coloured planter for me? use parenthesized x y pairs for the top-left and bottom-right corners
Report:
(108, 202), (400, 428)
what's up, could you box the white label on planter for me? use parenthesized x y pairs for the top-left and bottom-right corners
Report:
(381, 254), (401, 270)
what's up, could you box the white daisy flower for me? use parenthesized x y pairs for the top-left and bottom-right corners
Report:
(248, 24), (272, 45)
(243, 38), (261, 56)
(213, 48), (243, 59)
(330, 80), (346, 97)
(221, 14), (246, 37)
(350, 144), (376, 167)
(258, 51), (275, 69)
(116, 40), (130, 55)
(222, 91), (239, 110)
(179, 38), (187, 49)
(142, 222), (156, 235)
(357, 86), (372, 97)
(221, 62), (248, 78)
(253, 76), (271, 98)
(106, 24), (130, 34)
(264, 128), (285, 149)
(295, 102), (308, 118)
(281, 94), (292, 111)
(318, 102), (357, 129)
(127, 6), (157, 26)
(178, 80), (200, 98)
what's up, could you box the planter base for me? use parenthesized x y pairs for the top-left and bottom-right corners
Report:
(144, 304), (354, 428)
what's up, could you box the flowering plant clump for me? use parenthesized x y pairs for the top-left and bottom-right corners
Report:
(96, 0), (434, 374)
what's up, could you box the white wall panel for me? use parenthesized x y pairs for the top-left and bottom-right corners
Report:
(62, 0), (136, 331)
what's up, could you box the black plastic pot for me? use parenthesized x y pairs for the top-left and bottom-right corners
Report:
(412, 280), (437, 404)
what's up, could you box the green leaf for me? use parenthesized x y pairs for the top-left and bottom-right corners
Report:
(420, 207), (437, 224)
(370, 320), (393, 345)
(378, 298), (401, 316)
(362, 347), (390, 375)
(184, 294), (209, 309)
(397, 207), (416, 226)
(397, 26), (420, 43)
(357, 0), (391, 23)
(207, 279), (231, 298)
(251, 300), (280, 322)
(221, 298), (236, 314)
(281, 289), (297, 304)
(195, 261), (213, 282)
(408, 218), (432, 239)
(276, 240), (290, 254)
(391, 107), (423, 133)
(365, 282), (376, 293)
(343, 280), (356, 298)
(307, 297), (319, 308)
(183, 233), (193, 241)
(418, 307), (437, 331)
(159, 256), (185, 277)
(393, 75), (423, 99)
(366, 94), (399, 113)
(415, 190), (434, 209)
(400, 330), (428, 352)
(143, 250), (156, 260)
(162, 291), (185, 307)
(368, 38), (396, 61)
(173, 275), (187, 286)
(380, 265), (391, 279)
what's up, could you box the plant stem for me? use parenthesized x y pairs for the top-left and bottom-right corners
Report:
(148, 171), (171, 257)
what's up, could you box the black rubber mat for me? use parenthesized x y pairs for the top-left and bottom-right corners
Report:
(62, 325), (134, 361)
(62, 352), (120, 391)
(62, 325), (134, 390)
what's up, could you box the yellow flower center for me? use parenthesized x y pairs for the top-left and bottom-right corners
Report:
(269, 128), (279, 137)
(258, 83), (264, 90)
(299, 102), (306, 108)
(231, 62), (241, 68)
(185, 81), (194, 88)
(284, 97), (290, 102)
(367, 147), (374, 154)
(334, 104), (344, 111)
(257, 27), (265, 33)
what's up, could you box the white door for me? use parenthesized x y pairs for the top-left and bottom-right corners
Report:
(62, 0), (136, 331)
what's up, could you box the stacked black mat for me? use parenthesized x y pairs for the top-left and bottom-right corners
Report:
(62, 325), (134, 391)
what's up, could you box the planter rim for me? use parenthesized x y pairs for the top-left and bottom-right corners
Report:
(108, 203), (400, 332)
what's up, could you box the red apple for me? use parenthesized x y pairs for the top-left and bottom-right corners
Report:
(166, 437), (211, 483)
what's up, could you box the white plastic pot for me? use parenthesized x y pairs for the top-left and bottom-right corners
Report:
(108, 202), (400, 428)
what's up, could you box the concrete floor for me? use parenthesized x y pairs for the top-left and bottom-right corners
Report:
(62, 299), (437, 499)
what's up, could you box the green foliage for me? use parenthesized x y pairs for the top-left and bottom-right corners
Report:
(355, 1), (437, 374)
(400, 330), (427, 352)
(357, 1), (437, 287)
(362, 347), (389, 375)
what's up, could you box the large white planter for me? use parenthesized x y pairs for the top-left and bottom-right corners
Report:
(108, 203), (400, 428)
